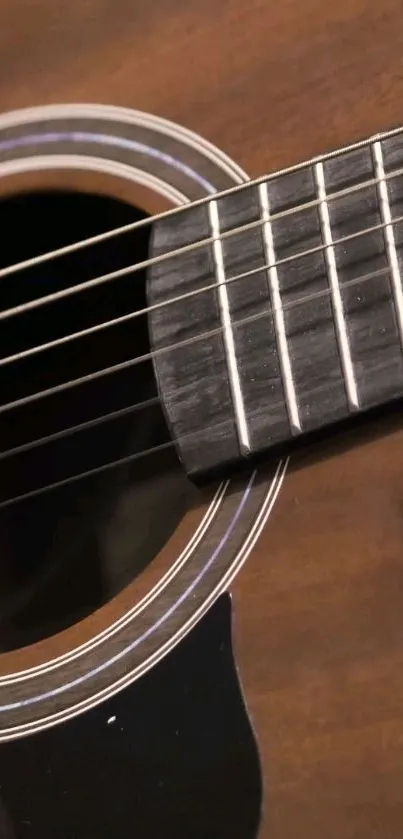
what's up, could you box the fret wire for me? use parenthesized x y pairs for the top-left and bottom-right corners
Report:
(0, 263), (390, 419)
(372, 141), (403, 345)
(258, 182), (301, 432)
(208, 199), (250, 453)
(314, 161), (359, 409)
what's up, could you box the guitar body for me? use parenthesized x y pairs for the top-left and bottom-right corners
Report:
(1, 2), (403, 837)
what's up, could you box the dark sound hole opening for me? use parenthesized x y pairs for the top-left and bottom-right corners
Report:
(0, 189), (196, 653)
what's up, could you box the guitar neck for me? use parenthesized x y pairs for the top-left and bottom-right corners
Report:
(150, 129), (403, 478)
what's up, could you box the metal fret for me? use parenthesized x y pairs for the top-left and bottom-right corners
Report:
(372, 140), (403, 345)
(314, 161), (359, 409)
(150, 131), (403, 480)
(258, 182), (301, 432)
(208, 199), (250, 454)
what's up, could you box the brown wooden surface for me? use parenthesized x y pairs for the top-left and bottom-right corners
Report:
(233, 426), (403, 838)
(2, 0), (403, 836)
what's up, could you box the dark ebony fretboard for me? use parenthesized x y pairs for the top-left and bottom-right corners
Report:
(150, 130), (403, 478)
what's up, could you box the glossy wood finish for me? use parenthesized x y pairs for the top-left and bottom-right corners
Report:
(2, 1), (403, 836)
(233, 424), (403, 838)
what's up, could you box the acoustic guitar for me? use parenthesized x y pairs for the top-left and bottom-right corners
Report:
(0, 1), (403, 836)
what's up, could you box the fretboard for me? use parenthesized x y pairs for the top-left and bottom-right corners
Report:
(149, 128), (403, 478)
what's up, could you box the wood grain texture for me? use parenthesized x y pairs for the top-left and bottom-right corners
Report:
(151, 135), (403, 478)
(1, 0), (403, 836)
(232, 426), (403, 838)
(149, 205), (241, 476)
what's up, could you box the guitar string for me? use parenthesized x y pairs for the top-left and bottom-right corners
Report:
(0, 437), (177, 511)
(0, 396), (161, 461)
(0, 258), (391, 414)
(0, 128), (403, 286)
(0, 257), (393, 417)
(0, 207), (399, 376)
(1, 163), (403, 325)
(1, 148), (402, 504)
(0, 259), (396, 505)
(0, 261), (389, 457)
(0, 369), (361, 511)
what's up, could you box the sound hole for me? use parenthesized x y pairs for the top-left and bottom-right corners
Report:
(0, 190), (195, 653)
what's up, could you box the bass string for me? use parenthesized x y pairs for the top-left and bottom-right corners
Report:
(0, 395), (161, 461)
(0, 437), (177, 511)
(0, 209), (402, 369)
(1, 135), (403, 286)
(0, 369), (344, 511)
